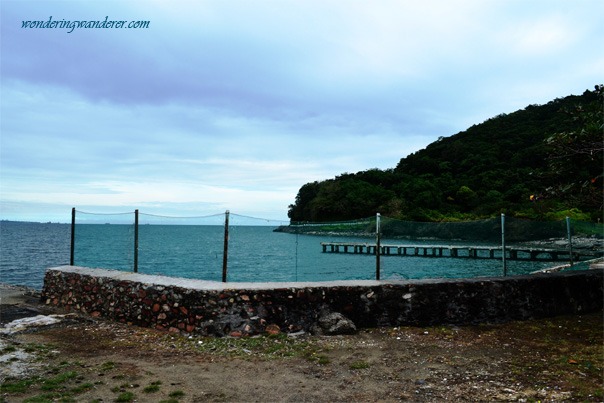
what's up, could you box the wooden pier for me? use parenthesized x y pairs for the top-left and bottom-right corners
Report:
(320, 242), (602, 262)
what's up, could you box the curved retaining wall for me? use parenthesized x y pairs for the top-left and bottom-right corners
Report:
(42, 266), (603, 337)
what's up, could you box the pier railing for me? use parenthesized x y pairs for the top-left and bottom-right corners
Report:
(69, 208), (603, 282)
(320, 242), (593, 262)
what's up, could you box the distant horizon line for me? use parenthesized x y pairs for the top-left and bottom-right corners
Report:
(0, 219), (288, 226)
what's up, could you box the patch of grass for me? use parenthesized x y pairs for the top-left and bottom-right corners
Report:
(40, 370), (78, 391)
(169, 390), (185, 398)
(0, 378), (38, 393)
(115, 391), (136, 402)
(70, 382), (94, 393)
(23, 343), (52, 355)
(1, 365), (97, 401)
(193, 333), (327, 361)
(349, 360), (370, 370)
(318, 355), (330, 365)
(143, 380), (162, 393)
(101, 361), (116, 371)
(313, 354), (330, 365)
(23, 392), (68, 402)
(1, 345), (17, 354)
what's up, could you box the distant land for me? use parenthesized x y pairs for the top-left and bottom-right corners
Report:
(0, 220), (67, 225)
(287, 85), (603, 223)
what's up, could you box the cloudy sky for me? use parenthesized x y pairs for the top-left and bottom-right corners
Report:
(1, 0), (602, 223)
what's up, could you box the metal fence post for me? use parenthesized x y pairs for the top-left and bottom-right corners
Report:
(376, 212), (381, 280)
(134, 209), (139, 273)
(566, 216), (574, 266)
(222, 210), (230, 282)
(501, 213), (507, 276)
(70, 207), (76, 266)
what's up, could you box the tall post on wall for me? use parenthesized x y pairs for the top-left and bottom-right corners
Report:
(70, 207), (76, 266)
(566, 216), (574, 266)
(376, 212), (381, 280)
(501, 213), (507, 276)
(134, 209), (139, 273)
(222, 210), (230, 282)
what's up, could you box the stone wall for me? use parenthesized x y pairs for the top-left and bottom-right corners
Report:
(42, 266), (603, 337)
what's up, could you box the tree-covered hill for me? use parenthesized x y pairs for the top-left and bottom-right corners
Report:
(288, 86), (603, 223)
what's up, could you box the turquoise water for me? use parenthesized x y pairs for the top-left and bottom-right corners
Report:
(1, 221), (576, 290)
(1, 222), (71, 288)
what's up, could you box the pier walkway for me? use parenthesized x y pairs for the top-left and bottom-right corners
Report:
(320, 242), (602, 262)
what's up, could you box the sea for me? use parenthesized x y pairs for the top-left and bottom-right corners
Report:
(0, 221), (570, 290)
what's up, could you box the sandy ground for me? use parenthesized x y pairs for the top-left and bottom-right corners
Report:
(1, 284), (602, 402)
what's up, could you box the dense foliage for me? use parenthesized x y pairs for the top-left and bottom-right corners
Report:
(288, 86), (603, 222)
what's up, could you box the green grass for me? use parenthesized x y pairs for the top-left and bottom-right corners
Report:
(143, 381), (162, 393)
(70, 382), (94, 393)
(24, 393), (75, 403)
(157, 391), (186, 402)
(115, 391), (136, 402)
(1, 345), (17, 354)
(1, 361), (105, 402)
(192, 333), (327, 361)
(169, 390), (185, 398)
(349, 360), (370, 370)
(40, 371), (78, 391)
(0, 378), (39, 394)
(21, 379), (91, 403)
(23, 343), (53, 355)
(314, 354), (331, 365)
(100, 361), (116, 371)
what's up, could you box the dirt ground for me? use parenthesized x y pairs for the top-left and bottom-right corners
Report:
(1, 286), (602, 402)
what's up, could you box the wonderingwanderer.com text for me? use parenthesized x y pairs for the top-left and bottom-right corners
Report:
(21, 16), (150, 34)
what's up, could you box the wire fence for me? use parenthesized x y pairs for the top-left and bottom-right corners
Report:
(285, 215), (603, 242)
(70, 208), (604, 282)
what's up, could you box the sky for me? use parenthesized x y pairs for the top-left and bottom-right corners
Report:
(1, 0), (603, 224)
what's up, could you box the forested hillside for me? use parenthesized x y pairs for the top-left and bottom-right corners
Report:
(288, 86), (603, 222)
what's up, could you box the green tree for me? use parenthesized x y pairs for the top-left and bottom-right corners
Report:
(288, 181), (321, 222)
(455, 186), (477, 211)
(543, 85), (603, 216)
